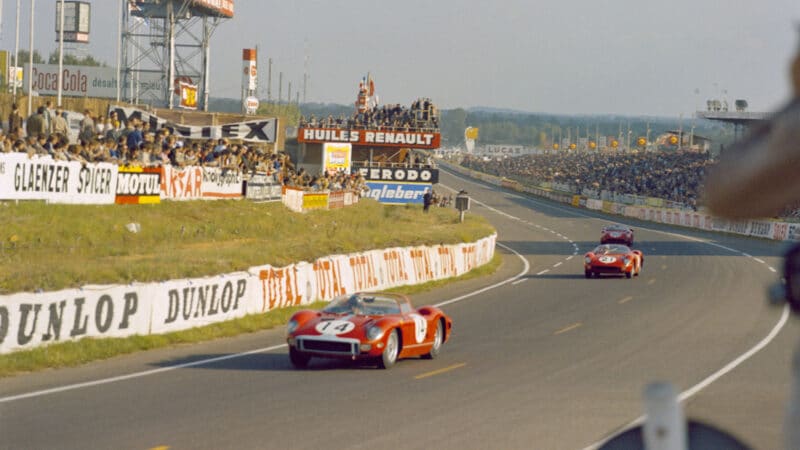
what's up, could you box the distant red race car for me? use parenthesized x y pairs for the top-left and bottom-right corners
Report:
(286, 292), (452, 369)
(584, 244), (644, 279)
(600, 224), (635, 246)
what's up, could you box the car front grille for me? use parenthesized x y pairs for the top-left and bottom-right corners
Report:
(298, 337), (359, 356)
(594, 266), (624, 273)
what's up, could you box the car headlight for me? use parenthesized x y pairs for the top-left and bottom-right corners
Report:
(623, 257), (631, 266)
(366, 325), (384, 341)
(287, 319), (299, 335)
(584, 256), (592, 264)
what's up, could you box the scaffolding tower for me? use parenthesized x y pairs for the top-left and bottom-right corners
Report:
(121, 0), (231, 110)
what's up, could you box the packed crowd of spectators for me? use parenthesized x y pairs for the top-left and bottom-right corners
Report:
(460, 150), (713, 210)
(0, 101), (354, 190)
(299, 97), (439, 132)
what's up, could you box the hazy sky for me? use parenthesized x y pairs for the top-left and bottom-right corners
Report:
(2, 0), (798, 117)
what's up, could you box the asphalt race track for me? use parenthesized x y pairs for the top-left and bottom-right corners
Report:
(2, 168), (799, 450)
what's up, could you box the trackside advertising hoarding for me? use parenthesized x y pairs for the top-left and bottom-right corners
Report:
(298, 127), (441, 149)
(0, 234), (498, 353)
(24, 64), (165, 99)
(355, 167), (439, 184)
(365, 181), (430, 204)
(0, 153), (117, 204)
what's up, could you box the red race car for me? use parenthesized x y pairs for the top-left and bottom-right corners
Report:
(286, 292), (452, 369)
(600, 223), (634, 246)
(584, 244), (644, 279)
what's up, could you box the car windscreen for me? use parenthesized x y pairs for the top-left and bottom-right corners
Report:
(593, 244), (631, 254)
(322, 294), (401, 315)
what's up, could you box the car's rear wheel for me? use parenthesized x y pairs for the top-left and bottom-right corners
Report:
(422, 319), (444, 360)
(289, 347), (311, 369)
(379, 329), (399, 369)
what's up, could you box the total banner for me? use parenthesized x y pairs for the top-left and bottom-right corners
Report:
(109, 106), (278, 143)
(0, 234), (498, 354)
(0, 153), (117, 204)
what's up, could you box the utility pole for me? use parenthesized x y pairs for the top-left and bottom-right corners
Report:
(267, 57), (272, 103)
(278, 71), (283, 104)
(57, 0), (65, 106)
(12, 0), (19, 97)
(27, 0), (35, 115)
(303, 38), (309, 103)
(288, 81), (292, 105)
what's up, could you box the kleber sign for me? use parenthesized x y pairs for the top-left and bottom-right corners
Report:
(365, 182), (431, 204)
(298, 127), (441, 149)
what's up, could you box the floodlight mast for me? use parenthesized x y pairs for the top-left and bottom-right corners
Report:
(120, 0), (229, 110)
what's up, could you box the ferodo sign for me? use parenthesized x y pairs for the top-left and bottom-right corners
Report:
(356, 167), (439, 184)
(298, 127), (441, 149)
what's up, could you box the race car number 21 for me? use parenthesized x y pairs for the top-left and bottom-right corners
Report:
(315, 320), (356, 335)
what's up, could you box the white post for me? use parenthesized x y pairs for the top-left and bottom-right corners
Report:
(167, 1), (175, 109)
(26, 0), (34, 116)
(57, 0), (65, 107)
(202, 17), (210, 112)
(115, 0), (123, 102)
(12, 0), (19, 97)
(643, 382), (687, 450)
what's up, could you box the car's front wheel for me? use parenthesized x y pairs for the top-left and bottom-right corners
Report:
(289, 347), (311, 369)
(585, 270), (592, 279)
(379, 329), (400, 369)
(422, 319), (444, 360)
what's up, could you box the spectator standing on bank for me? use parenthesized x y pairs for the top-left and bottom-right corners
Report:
(8, 103), (23, 135)
(126, 121), (144, 151)
(79, 110), (95, 143)
(52, 108), (68, 137)
(43, 100), (54, 135)
(423, 189), (433, 212)
(26, 106), (46, 139)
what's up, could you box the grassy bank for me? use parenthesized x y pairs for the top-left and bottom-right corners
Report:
(0, 199), (494, 294)
(0, 198), (498, 376)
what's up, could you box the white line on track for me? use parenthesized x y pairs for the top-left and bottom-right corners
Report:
(553, 262), (563, 268)
(566, 256), (574, 261)
(584, 304), (790, 450)
(536, 269), (550, 275)
(436, 171), (789, 450)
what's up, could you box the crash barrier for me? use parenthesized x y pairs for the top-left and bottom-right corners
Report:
(281, 186), (360, 213)
(0, 234), (497, 354)
(442, 161), (800, 242)
(1, 153), (284, 204)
